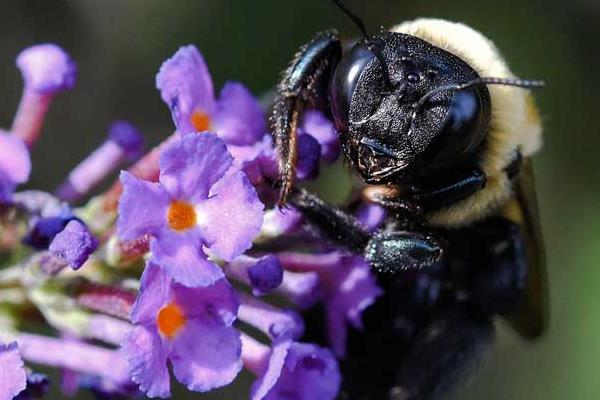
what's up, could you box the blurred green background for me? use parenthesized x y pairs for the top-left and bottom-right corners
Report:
(1, 0), (599, 399)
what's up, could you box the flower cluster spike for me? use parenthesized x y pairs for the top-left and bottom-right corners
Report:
(0, 42), (383, 400)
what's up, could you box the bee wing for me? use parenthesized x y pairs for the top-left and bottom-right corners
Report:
(502, 158), (548, 339)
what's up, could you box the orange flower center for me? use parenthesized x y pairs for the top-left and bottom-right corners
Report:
(167, 200), (197, 232)
(190, 109), (211, 132)
(157, 303), (186, 338)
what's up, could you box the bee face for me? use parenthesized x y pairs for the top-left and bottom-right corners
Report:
(330, 32), (491, 184)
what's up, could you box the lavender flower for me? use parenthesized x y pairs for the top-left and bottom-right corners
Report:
(118, 132), (264, 287)
(242, 335), (341, 400)
(121, 263), (242, 397)
(156, 45), (265, 144)
(0, 131), (31, 204)
(0, 342), (27, 400)
(56, 121), (144, 202)
(12, 44), (76, 147)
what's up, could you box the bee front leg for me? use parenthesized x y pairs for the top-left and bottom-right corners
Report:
(289, 187), (444, 272)
(272, 30), (342, 203)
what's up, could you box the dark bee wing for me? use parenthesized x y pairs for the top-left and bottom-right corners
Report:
(502, 158), (548, 338)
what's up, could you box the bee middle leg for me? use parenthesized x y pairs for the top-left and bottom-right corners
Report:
(289, 187), (444, 272)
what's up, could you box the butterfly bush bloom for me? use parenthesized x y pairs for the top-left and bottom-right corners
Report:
(118, 132), (264, 286)
(122, 263), (242, 397)
(0, 40), (379, 400)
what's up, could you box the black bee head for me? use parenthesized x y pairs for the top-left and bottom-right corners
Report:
(329, 32), (491, 184)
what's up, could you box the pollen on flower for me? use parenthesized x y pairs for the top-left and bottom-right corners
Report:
(157, 302), (187, 338)
(190, 109), (211, 132)
(167, 200), (197, 231)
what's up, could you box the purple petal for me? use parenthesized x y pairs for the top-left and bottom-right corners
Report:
(196, 171), (264, 261)
(17, 334), (130, 384)
(49, 220), (99, 269)
(121, 326), (171, 398)
(159, 132), (232, 202)
(250, 339), (291, 400)
(238, 295), (304, 341)
(0, 133), (31, 202)
(301, 110), (340, 162)
(170, 319), (242, 393)
(212, 82), (265, 145)
(23, 213), (76, 250)
(228, 135), (278, 185)
(0, 342), (27, 400)
(108, 120), (144, 160)
(248, 255), (284, 296)
(172, 278), (239, 327)
(117, 171), (169, 241)
(296, 133), (321, 180)
(16, 44), (77, 93)
(261, 207), (303, 237)
(151, 228), (224, 287)
(0, 133), (30, 184)
(355, 203), (387, 232)
(156, 45), (215, 134)
(251, 341), (341, 400)
(323, 257), (383, 357)
(130, 263), (171, 325)
(277, 271), (320, 308)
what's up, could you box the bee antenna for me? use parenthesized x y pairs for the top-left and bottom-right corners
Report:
(330, 0), (393, 90)
(415, 77), (545, 110)
(330, 0), (369, 38)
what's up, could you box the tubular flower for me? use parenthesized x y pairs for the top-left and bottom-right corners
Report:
(12, 44), (76, 148)
(0, 131), (30, 204)
(117, 132), (264, 287)
(121, 263), (242, 398)
(56, 121), (144, 202)
(242, 335), (341, 400)
(156, 45), (265, 145)
(279, 252), (383, 357)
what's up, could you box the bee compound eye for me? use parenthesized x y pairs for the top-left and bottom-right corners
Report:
(330, 43), (383, 132)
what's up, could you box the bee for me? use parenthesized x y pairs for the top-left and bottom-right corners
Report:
(271, 1), (547, 399)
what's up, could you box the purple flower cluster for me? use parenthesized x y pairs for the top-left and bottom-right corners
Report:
(0, 42), (383, 400)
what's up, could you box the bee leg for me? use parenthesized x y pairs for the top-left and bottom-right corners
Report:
(365, 230), (444, 274)
(389, 305), (494, 400)
(289, 187), (443, 271)
(272, 30), (342, 203)
(410, 167), (486, 210)
(288, 186), (371, 253)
